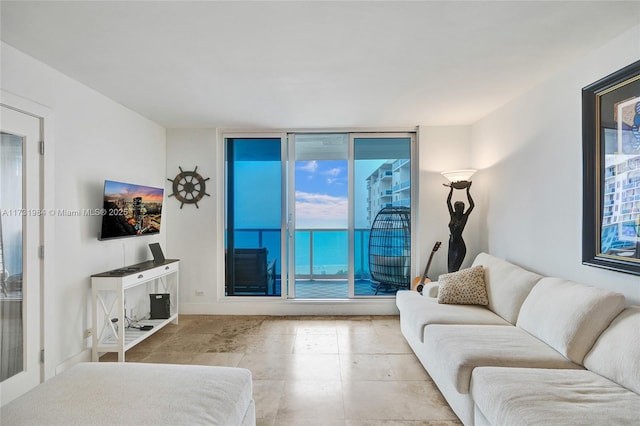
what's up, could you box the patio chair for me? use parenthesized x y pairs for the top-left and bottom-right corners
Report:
(368, 206), (411, 294)
(228, 248), (276, 295)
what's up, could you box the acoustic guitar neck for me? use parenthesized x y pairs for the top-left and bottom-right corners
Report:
(413, 241), (441, 289)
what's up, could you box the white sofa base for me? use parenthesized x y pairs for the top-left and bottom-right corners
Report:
(1, 362), (255, 426)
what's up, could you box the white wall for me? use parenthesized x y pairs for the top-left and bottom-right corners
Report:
(471, 24), (640, 304)
(1, 43), (167, 374)
(165, 129), (218, 309)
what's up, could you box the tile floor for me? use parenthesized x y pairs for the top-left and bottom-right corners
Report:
(101, 315), (461, 425)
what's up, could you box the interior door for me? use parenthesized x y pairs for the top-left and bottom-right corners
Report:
(0, 105), (43, 405)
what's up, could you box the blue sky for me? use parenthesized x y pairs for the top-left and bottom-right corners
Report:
(296, 160), (348, 229)
(295, 159), (383, 229)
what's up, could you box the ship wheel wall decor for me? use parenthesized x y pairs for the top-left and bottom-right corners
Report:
(168, 166), (211, 208)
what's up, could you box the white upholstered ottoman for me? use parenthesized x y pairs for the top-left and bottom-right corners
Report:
(1, 362), (255, 426)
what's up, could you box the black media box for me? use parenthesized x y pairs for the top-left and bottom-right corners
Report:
(149, 293), (171, 319)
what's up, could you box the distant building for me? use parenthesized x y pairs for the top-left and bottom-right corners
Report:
(602, 154), (640, 253)
(133, 197), (143, 231)
(365, 159), (411, 226)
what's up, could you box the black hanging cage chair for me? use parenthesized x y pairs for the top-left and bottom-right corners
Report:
(368, 206), (411, 294)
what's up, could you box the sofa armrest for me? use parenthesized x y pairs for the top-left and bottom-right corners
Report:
(422, 281), (439, 298)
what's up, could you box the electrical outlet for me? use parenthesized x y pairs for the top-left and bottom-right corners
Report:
(195, 290), (205, 296)
(84, 328), (93, 338)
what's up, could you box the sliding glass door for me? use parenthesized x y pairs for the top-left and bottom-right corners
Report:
(225, 136), (284, 296)
(353, 135), (412, 296)
(289, 134), (349, 298)
(224, 132), (414, 299)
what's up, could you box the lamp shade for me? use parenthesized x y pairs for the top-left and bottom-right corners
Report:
(441, 169), (477, 183)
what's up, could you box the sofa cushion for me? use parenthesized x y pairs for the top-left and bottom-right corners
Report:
(421, 281), (440, 298)
(422, 324), (581, 394)
(516, 277), (626, 364)
(396, 290), (510, 344)
(437, 266), (488, 305)
(471, 253), (542, 324)
(471, 367), (640, 426)
(584, 305), (640, 394)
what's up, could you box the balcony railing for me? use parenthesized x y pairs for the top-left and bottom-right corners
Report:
(392, 180), (410, 192)
(392, 159), (409, 170)
(231, 228), (372, 280)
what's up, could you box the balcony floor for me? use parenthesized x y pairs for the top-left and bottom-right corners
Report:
(281, 279), (402, 298)
(228, 279), (406, 298)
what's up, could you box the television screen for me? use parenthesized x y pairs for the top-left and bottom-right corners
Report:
(99, 180), (164, 240)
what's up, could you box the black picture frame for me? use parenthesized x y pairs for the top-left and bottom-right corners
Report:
(582, 59), (640, 276)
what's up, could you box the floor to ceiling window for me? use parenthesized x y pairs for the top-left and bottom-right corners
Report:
(224, 131), (415, 299)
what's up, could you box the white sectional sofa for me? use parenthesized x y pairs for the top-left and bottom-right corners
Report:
(396, 252), (640, 425)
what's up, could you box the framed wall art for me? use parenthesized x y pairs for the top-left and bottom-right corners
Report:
(583, 59), (640, 276)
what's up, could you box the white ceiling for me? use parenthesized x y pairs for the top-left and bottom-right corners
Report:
(2, 1), (639, 129)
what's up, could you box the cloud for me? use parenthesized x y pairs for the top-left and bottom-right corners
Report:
(323, 167), (341, 177)
(295, 191), (345, 205)
(321, 167), (343, 185)
(298, 161), (318, 173)
(295, 191), (347, 226)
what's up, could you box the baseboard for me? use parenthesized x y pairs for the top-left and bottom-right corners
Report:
(180, 299), (401, 316)
(55, 349), (91, 375)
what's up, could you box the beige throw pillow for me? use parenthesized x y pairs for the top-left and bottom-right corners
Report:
(437, 265), (488, 305)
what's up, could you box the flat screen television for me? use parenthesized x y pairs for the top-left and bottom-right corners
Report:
(99, 180), (164, 240)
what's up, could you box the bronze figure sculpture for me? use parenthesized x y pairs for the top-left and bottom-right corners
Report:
(445, 181), (474, 272)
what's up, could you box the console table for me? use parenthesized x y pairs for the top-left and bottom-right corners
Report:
(91, 259), (179, 362)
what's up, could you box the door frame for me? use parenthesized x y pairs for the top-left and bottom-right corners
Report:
(1, 90), (55, 383)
